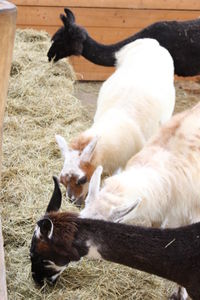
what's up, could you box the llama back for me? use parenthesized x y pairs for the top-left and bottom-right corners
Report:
(125, 102), (200, 227)
(115, 38), (160, 67)
(150, 102), (200, 155)
(95, 38), (175, 139)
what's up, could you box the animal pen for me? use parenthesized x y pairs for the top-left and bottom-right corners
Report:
(1, 0), (200, 299)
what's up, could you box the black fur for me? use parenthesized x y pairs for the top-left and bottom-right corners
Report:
(47, 8), (200, 76)
(31, 214), (200, 299)
(46, 176), (61, 213)
(30, 177), (200, 298)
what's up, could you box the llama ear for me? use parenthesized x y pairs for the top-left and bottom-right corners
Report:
(60, 14), (69, 27)
(37, 218), (53, 239)
(110, 198), (142, 223)
(46, 176), (62, 213)
(64, 8), (75, 23)
(85, 166), (103, 205)
(80, 136), (98, 162)
(55, 134), (69, 158)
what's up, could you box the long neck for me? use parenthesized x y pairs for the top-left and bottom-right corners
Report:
(117, 166), (170, 226)
(81, 25), (168, 67)
(75, 218), (200, 289)
(81, 32), (139, 66)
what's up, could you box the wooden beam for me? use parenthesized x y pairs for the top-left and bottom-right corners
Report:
(18, 25), (142, 39)
(0, 2), (17, 298)
(14, 7), (200, 28)
(12, 0), (200, 10)
(0, 217), (7, 300)
(12, 0), (200, 80)
(0, 1), (17, 175)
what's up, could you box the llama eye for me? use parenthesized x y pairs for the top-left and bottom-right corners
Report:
(77, 176), (87, 185)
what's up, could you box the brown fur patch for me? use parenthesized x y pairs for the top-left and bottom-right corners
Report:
(80, 161), (96, 181)
(48, 212), (78, 241)
(70, 135), (92, 152)
(68, 175), (84, 199)
(60, 162), (96, 201)
(127, 111), (188, 168)
(36, 240), (51, 254)
(34, 212), (79, 262)
(68, 163), (96, 200)
(60, 174), (69, 189)
(151, 110), (188, 148)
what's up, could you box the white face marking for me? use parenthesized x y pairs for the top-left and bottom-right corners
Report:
(61, 149), (85, 179)
(50, 266), (66, 283)
(56, 134), (86, 179)
(86, 241), (102, 260)
(50, 272), (61, 282)
(43, 260), (67, 272)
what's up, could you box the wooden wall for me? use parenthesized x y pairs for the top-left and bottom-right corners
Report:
(11, 0), (200, 80)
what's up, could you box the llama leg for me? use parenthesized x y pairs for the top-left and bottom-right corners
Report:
(169, 286), (188, 300)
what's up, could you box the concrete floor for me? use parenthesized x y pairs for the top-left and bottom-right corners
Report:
(74, 78), (200, 118)
(74, 81), (101, 118)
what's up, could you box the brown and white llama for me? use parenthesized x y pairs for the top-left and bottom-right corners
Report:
(56, 38), (175, 205)
(80, 102), (200, 229)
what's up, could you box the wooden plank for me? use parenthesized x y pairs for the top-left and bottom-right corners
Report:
(18, 24), (61, 35)
(12, 1), (200, 80)
(69, 57), (114, 80)
(0, 217), (7, 300)
(0, 1), (16, 296)
(12, 0), (200, 10)
(17, 25), (141, 42)
(15, 6), (200, 28)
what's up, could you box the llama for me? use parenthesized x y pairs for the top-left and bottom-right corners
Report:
(80, 102), (200, 300)
(56, 38), (175, 205)
(80, 102), (200, 229)
(30, 177), (200, 300)
(48, 8), (200, 76)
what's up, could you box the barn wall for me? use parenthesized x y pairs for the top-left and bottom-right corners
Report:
(11, 0), (200, 80)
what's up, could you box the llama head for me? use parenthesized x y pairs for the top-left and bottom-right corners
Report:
(56, 134), (97, 205)
(47, 8), (87, 62)
(30, 177), (80, 285)
(81, 167), (142, 222)
(80, 165), (111, 220)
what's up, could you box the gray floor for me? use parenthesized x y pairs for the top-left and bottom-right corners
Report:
(74, 81), (102, 118)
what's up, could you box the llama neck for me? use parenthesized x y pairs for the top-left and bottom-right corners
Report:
(117, 166), (170, 225)
(81, 33), (138, 66)
(81, 26), (163, 67)
(75, 218), (200, 288)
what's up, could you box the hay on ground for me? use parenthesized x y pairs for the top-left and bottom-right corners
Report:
(2, 28), (199, 300)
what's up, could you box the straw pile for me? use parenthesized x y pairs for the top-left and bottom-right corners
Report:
(2, 28), (199, 300)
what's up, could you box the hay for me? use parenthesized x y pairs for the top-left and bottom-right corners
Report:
(2, 28), (198, 300)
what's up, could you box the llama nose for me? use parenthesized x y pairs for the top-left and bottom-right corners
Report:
(66, 190), (75, 202)
(70, 195), (76, 202)
(32, 272), (44, 286)
(75, 196), (84, 207)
